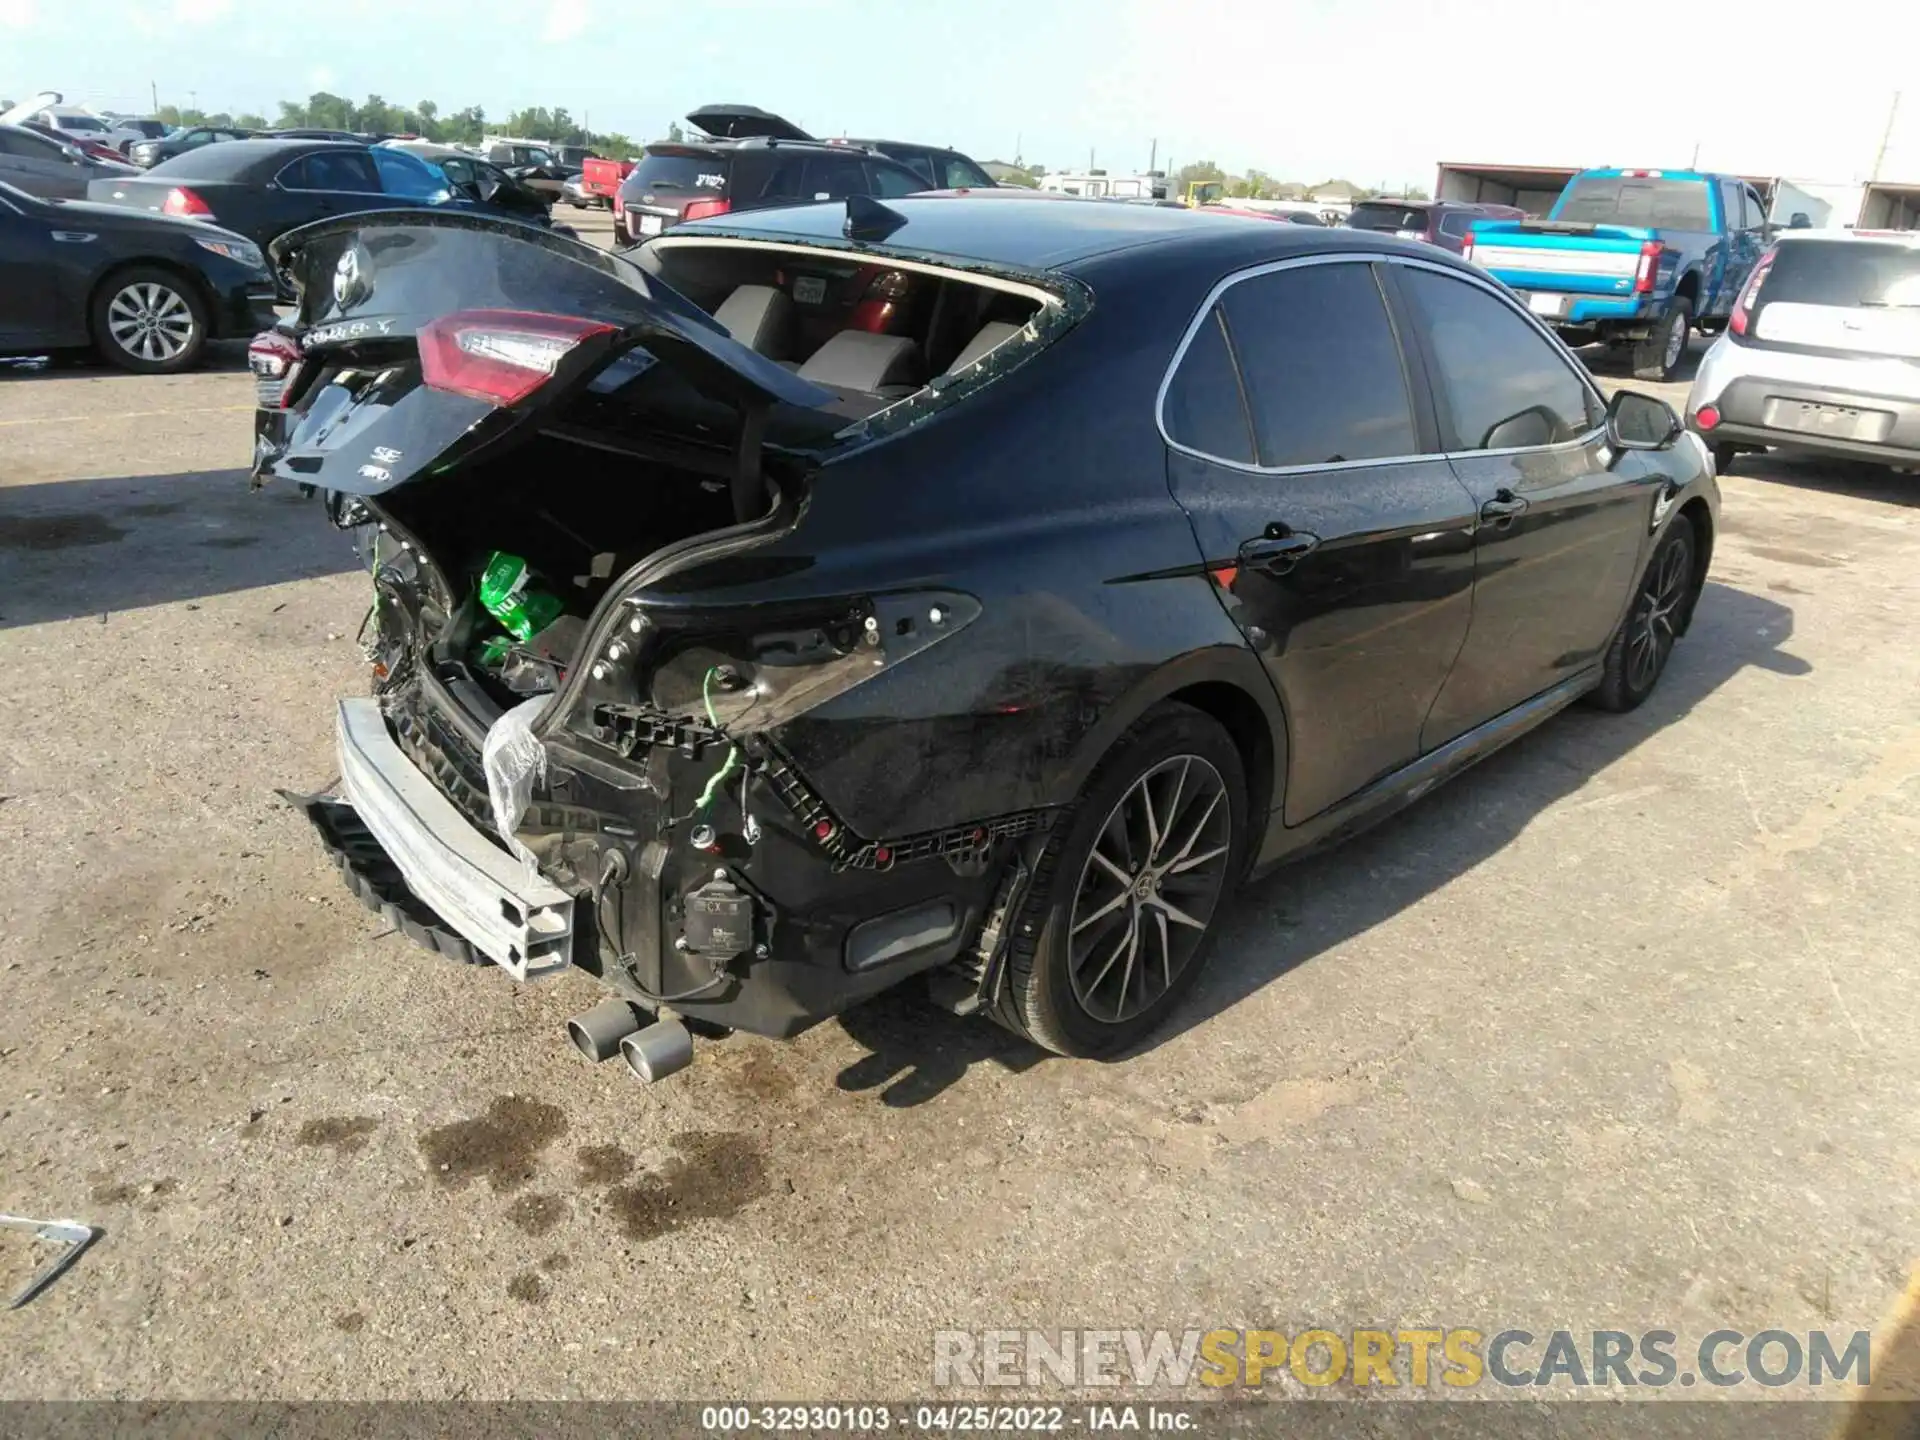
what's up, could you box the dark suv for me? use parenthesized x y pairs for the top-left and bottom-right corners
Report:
(842, 138), (996, 191)
(615, 106), (930, 242)
(1347, 198), (1526, 254)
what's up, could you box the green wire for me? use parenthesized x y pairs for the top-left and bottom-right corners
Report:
(693, 666), (739, 814)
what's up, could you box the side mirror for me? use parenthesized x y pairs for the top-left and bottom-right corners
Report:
(1606, 390), (1681, 451)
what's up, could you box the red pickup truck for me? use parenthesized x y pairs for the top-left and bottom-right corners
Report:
(580, 156), (634, 209)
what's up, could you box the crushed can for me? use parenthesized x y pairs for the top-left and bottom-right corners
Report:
(477, 551), (564, 643)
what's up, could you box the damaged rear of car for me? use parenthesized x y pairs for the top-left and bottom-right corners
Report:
(256, 207), (1124, 1077)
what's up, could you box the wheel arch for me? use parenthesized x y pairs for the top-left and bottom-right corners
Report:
(1674, 268), (1701, 305)
(1063, 645), (1286, 860)
(1676, 494), (1714, 633)
(87, 258), (215, 336)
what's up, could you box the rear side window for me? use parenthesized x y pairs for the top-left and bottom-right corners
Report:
(802, 153), (867, 199)
(1556, 177), (1712, 229)
(0, 129), (61, 158)
(372, 148), (449, 200)
(1761, 241), (1920, 309)
(1398, 267), (1598, 451)
(1164, 308), (1255, 464)
(630, 152), (729, 196)
(280, 152), (379, 192)
(867, 160), (925, 199)
(1349, 203), (1428, 233)
(1437, 212), (1474, 238)
(941, 155), (994, 189)
(1218, 262), (1418, 468)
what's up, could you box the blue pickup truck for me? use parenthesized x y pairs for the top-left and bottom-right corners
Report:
(1465, 168), (1772, 380)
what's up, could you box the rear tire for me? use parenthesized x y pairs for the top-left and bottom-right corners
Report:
(89, 266), (207, 375)
(990, 704), (1247, 1058)
(1591, 520), (1696, 712)
(1632, 296), (1692, 382)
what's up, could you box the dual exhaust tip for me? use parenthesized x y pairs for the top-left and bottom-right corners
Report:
(566, 997), (693, 1083)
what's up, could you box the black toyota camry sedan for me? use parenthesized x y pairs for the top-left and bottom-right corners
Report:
(251, 197), (1718, 1080)
(0, 179), (275, 372)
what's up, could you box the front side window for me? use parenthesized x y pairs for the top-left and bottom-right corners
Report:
(1163, 307), (1255, 464)
(282, 152), (379, 192)
(942, 156), (993, 189)
(802, 154), (866, 199)
(1219, 262), (1418, 468)
(1398, 267), (1598, 451)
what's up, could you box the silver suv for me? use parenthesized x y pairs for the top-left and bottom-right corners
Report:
(1687, 230), (1920, 473)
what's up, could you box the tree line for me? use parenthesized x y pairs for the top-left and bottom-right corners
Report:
(1172, 160), (1427, 202)
(152, 92), (642, 158)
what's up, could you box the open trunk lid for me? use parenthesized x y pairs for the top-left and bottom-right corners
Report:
(252, 211), (836, 496)
(683, 104), (814, 142)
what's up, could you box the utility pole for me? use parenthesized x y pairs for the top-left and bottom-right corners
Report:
(1149, 137), (1157, 173)
(1871, 90), (1902, 181)
(1689, 139), (1700, 168)
(150, 80), (158, 114)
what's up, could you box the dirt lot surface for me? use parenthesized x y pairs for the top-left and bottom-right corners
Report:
(2, 228), (1918, 1402)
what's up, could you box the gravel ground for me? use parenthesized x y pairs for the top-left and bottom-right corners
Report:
(1, 230), (1917, 1404)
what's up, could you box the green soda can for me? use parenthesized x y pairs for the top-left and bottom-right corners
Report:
(477, 551), (563, 642)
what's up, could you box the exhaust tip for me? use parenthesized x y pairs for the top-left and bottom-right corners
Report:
(566, 997), (643, 1063)
(620, 1019), (694, 1084)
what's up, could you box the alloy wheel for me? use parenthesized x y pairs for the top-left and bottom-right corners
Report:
(1066, 754), (1233, 1024)
(1663, 310), (1687, 371)
(1626, 534), (1691, 693)
(107, 282), (196, 363)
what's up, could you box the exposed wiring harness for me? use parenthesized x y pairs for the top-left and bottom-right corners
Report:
(594, 849), (730, 1005)
(692, 664), (741, 814)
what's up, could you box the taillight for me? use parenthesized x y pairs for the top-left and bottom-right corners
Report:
(247, 330), (302, 407)
(1729, 250), (1775, 337)
(683, 197), (732, 222)
(1460, 229), (1476, 264)
(417, 309), (615, 407)
(851, 268), (912, 333)
(162, 186), (211, 218)
(1695, 404), (1721, 431)
(1634, 241), (1663, 294)
(612, 191), (624, 217)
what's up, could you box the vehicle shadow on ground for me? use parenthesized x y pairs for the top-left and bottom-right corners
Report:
(1573, 337), (1705, 386)
(1730, 452), (1920, 509)
(0, 469), (356, 629)
(833, 580), (1806, 1104)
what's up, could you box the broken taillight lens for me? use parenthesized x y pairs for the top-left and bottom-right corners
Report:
(683, 197), (732, 222)
(417, 310), (616, 407)
(247, 330), (302, 408)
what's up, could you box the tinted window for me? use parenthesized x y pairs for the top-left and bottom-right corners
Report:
(1718, 180), (1743, 230)
(1219, 263), (1417, 468)
(802, 153), (866, 199)
(281, 151), (378, 192)
(372, 148), (450, 200)
(1437, 212), (1474, 238)
(887, 149), (938, 186)
(1164, 307), (1254, 464)
(941, 155), (993, 189)
(867, 160), (925, 199)
(1760, 241), (1920, 309)
(1743, 187), (1766, 228)
(631, 152), (729, 196)
(56, 115), (107, 132)
(1398, 267), (1597, 451)
(1349, 203), (1429, 233)
(1556, 177), (1712, 229)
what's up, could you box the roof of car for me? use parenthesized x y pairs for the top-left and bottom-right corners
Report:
(149, 137), (364, 179)
(681, 193), (1413, 273)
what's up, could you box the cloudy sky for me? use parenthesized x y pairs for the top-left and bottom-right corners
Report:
(3, 0), (1915, 188)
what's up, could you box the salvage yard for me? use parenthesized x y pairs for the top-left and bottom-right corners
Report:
(4, 229), (1920, 1398)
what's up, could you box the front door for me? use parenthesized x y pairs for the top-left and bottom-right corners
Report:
(1163, 257), (1479, 825)
(1385, 262), (1672, 746)
(0, 204), (58, 344)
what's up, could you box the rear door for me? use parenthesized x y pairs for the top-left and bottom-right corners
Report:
(274, 150), (389, 229)
(1388, 261), (1666, 743)
(0, 198), (60, 342)
(1162, 256), (1478, 825)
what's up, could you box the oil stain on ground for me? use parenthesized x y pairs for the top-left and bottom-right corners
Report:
(505, 1191), (567, 1236)
(606, 1132), (768, 1243)
(89, 1177), (178, 1208)
(333, 1312), (366, 1334)
(297, 1116), (379, 1156)
(575, 1143), (634, 1186)
(507, 1272), (547, 1305)
(419, 1094), (566, 1192)
(0, 514), (127, 551)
